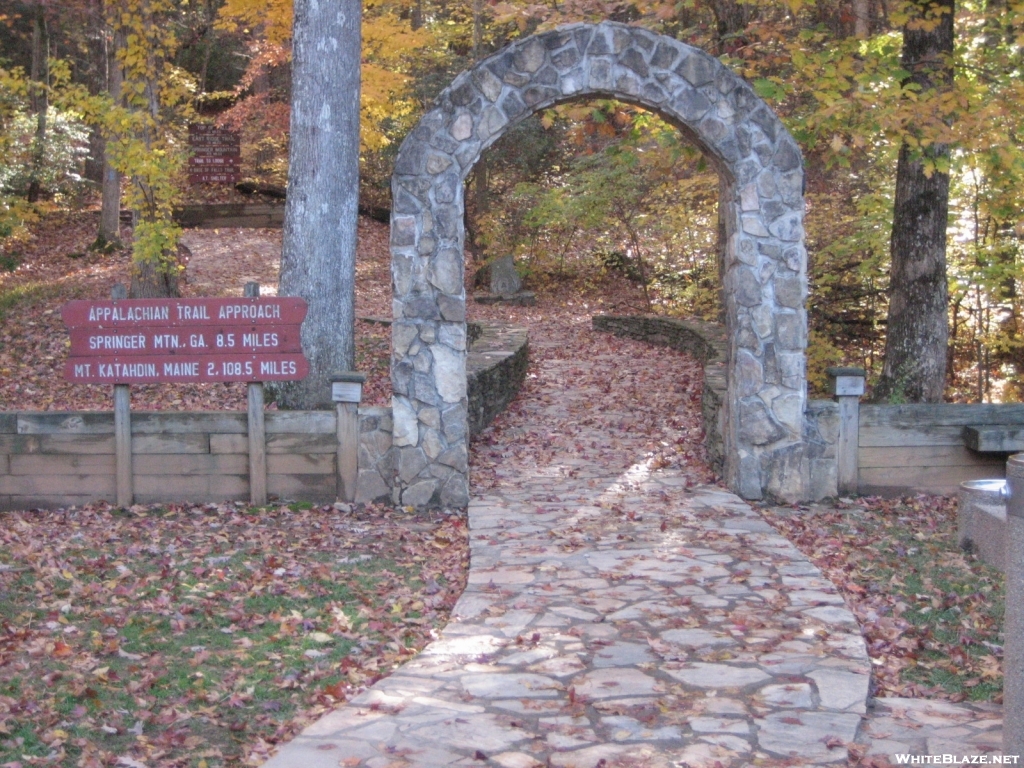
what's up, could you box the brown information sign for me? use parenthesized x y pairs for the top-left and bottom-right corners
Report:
(63, 298), (308, 384)
(188, 124), (241, 185)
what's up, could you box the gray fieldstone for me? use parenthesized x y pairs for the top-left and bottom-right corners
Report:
(489, 255), (523, 295)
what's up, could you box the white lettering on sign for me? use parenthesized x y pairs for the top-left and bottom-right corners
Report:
(89, 334), (146, 351)
(87, 305), (170, 323)
(153, 334), (180, 349)
(260, 360), (297, 376)
(73, 363), (91, 377)
(98, 362), (158, 378)
(176, 304), (211, 320)
(242, 332), (279, 348)
(218, 303), (281, 321)
(162, 361), (199, 377)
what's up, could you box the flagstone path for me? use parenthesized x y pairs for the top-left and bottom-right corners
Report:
(261, 332), (1003, 767)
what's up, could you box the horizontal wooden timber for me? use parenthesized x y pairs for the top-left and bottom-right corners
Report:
(0, 473), (115, 496)
(173, 204), (284, 229)
(0, 434), (116, 454)
(1, 495), (107, 511)
(859, 445), (1007, 469)
(9, 454), (115, 474)
(860, 403), (1024, 429)
(859, 424), (970, 448)
(860, 463), (1004, 497)
(964, 426), (1024, 453)
(133, 412), (247, 434)
(266, 411), (336, 434)
(269, 473), (336, 500)
(210, 433), (337, 454)
(133, 434), (210, 454)
(134, 474), (248, 501)
(267, 454), (334, 474)
(133, 454), (248, 475)
(15, 412), (114, 435)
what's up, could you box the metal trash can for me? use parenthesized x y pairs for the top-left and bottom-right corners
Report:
(957, 478), (1008, 570)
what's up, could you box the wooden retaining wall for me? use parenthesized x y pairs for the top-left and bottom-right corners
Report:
(857, 404), (1024, 496)
(0, 411), (351, 511)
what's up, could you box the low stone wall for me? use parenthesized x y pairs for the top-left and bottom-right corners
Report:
(804, 400), (839, 499)
(467, 322), (529, 436)
(592, 315), (728, 476)
(0, 321), (528, 511)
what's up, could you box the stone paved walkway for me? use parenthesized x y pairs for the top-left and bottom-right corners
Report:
(262, 333), (1002, 767)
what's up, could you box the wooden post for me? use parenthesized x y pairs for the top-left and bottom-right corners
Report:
(1005, 454), (1024, 758)
(245, 282), (267, 506)
(111, 284), (133, 507)
(827, 367), (866, 496)
(331, 372), (365, 502)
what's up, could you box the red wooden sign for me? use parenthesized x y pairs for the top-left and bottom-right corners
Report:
(63, 298), (309, 384)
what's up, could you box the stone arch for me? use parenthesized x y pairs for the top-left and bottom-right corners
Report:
(389, 21), (808, 507)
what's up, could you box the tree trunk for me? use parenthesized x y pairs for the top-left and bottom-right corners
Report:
(276, 0), (362, 409)
(873, 0), (955, 403)
(128, 0), (181, 299)
(706, 0), (754, 54)
(98, 27), (124, 247)
(853, 0), (871, 37)
(27, 3), (48, 204)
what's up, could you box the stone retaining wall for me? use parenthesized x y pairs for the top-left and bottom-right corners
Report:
(593, 314), (839, 500)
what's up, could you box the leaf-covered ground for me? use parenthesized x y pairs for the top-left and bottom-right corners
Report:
(761, 496), (1004, 703)
(0, 207), (1007, 766)
(0, 502), (467, 767)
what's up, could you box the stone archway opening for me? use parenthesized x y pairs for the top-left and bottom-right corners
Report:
(389, 21), (809, 507)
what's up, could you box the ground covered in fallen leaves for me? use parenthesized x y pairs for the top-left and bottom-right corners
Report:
(0, 502), (467, 767)
(762, 496), (1004, 703)
(0, 206), (1007, 766)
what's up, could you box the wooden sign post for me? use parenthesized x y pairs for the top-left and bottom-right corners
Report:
(244, 282), (267, 505)
(63, 291), (308, 506)
(111, 285), (132, 507)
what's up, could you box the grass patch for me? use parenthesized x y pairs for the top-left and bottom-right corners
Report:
(0, 502), (468, 766)
(0, 282), (58, 322)
(762, 495), (1003, 702)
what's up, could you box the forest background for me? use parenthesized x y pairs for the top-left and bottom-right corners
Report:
(0, 0), (1022, 403)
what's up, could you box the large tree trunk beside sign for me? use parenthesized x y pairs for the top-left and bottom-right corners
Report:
(874, 0), (955, 404)
(276, 0), (361, 409)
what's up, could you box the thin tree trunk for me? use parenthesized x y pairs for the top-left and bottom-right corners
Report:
(277, 0), (362, 409)
(468, 0), (487, 259)
(129, 0), (179, 298)
(27, 4), (48, 204)
(98, 27), (123, 246)
(853, 0), (871, 37)
(873, 0), (955, 403)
